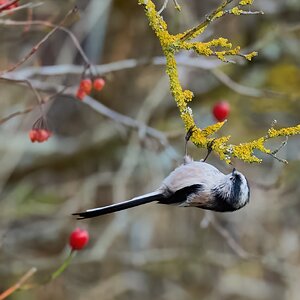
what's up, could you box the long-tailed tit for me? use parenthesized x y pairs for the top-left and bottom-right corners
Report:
(73, 155), (250, 220)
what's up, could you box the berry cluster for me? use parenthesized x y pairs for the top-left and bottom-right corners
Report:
(76, 77), (105, 100)
(29, 117), (52, 143)
(0, 0), (19, 11)
(29, 128), (52, 143)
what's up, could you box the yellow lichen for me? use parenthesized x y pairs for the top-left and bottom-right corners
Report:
(208, 38), (232, 48)
(201, 121), (226, 137)
(181, 109), (194, 129)
(213, 11), (224, 19)
(244, 51), (258, 61)
(139, 0), (300, 164)
(268, 125), (300, 138)
(239, 0), (253, 5)
(183, 90), (194, 103)
(191, 42), (214, 56)
(231, 7), (243, 15)
(215, 51), (226, 61)
(232, 138), (266, 163)
(175, 3), (181, 11)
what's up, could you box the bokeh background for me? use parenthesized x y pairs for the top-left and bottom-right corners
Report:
(0, 0), (300, 299)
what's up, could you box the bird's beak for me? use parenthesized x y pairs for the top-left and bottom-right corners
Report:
(232, 168), (236, 176)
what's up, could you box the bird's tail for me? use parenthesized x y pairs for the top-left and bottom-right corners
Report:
(72, 191), (165, 219)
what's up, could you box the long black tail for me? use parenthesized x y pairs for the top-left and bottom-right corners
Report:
(73, 192), (165, 219)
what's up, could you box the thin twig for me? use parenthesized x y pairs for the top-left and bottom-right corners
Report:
(3, 56), (222, 79)
(23, 6), (33, 33)
(0, 82), (66, 125)
(83, 95), (169, 147)
(158, 0), (169, 14)
(0, 267), (36, 300)
(0, 107), (34, 125)
(0, 7), (77, 75)
(0, 77), (45, 117)
(267, 153), (288, 164)
(173, 0), (181, 11)
(158, 0), (180, 14)
(272, 137), (288, 155)
(0, 76), (170, 148)
(0, 19), (92, 67)
(0, 77), (43, 104)
(180, 0), (234, 42)
(223, 9), (264, 16)
(265, 131), (288, 164)
(210, 68), (263, 97)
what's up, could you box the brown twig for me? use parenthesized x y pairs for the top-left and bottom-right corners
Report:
(210, 68), (263, 97)
(266, 137), (288, 164)
(24, 6), (33, 33)
(180, 0), (234, 42)
(158, 0), (180, 14)
(0, 7), (78, 76)
(0, 107), (34, 125)
(83, 95), (169, 147)
(0, 267), (36, 300)
(0, 80), (66, 125)
(0, 77), (45, 117)
(0, 18), (92, 68)
(0, 86), (170, 151)
(0, 77), (43, 103)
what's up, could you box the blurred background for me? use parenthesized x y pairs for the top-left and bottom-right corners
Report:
(0, 0), (300, 299)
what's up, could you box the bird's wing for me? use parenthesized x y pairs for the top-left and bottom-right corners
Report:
(161, 161), (221, 192)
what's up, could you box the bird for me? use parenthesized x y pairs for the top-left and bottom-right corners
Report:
(73, 155), (250, 220)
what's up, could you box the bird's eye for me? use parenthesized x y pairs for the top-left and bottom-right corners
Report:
(230, 176), (233, 180)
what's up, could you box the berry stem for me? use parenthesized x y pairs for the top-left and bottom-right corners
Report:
(50, 250), (76, 280)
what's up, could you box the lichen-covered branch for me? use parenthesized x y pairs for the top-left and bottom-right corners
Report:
(138, 0), (300, 163)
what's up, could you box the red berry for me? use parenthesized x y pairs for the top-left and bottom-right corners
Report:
(69, 228), (89, 250)
(38, 129), (51, 142)
(0, 0), (19, 10)
(79, 79), (92, 94)
(212, 101), (230, 122)
(29, 129), (52, 143)
(76, 88), (86, 100)
(29, 129), (37, 142)
(93, 78), (105, 91)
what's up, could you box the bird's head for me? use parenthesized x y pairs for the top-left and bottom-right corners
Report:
(210, 168), (250, 212)
(226, 168), (250, 209)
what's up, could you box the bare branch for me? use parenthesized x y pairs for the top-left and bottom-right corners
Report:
(210, 68), (263, 97)
(0, 18), (91, 67)
(0, 7), (77, 75)
(0, 107), (34, 125)
(180, 0), (234, 42)
(158, 0), (169, 14)
(83, 95), (169, 147)
(158, 0), (180, 14)
(0, 267), (36, 300)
